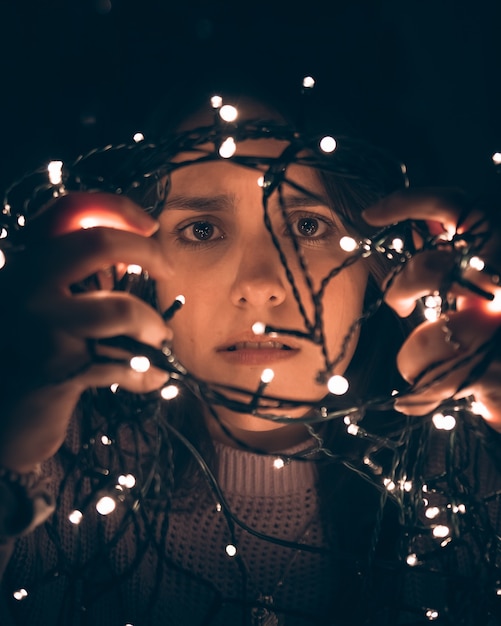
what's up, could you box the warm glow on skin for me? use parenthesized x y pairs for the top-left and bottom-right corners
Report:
(154, 109), (368, 447)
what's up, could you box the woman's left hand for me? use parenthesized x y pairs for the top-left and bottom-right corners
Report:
(363, 188), (501, 431)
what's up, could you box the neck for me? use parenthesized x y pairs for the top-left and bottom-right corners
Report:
(204, 405), (313, 452)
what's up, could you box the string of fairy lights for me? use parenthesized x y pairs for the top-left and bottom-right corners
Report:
(1, 77), (501, 624)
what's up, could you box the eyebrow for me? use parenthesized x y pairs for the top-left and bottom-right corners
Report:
(164, 194), (236, 212)
(271, 193), (330, 209)
(164, 192), (330, 212)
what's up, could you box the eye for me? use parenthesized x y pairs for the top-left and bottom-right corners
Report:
(287, 213), (333, 241)
(191, 221), (215, 240)
(296, 216), (321, 237)
(180, 220), (223, 243)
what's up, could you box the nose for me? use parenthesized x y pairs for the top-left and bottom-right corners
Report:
(230, 243), (287, 308)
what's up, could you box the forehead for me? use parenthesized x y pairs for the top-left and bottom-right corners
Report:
(170, 136), (325, 199)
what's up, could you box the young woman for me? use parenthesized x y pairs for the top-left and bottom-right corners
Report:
(0, 88), (500, 625)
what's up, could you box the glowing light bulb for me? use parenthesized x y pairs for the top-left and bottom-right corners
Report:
(0, 227), (7, 238)
(327, 374), (349, 395)
(273, 458), (285, 469)
(68, 509), (83, 525)
(257, 175), (265, 187)
(347, 423), (359, 436)
(470, 399), (491, 419)
(432, 412), (456, 431)
(219, 105), (238, 122)
(101, 435), (112, 445)
(302, 76), (315, 88)
(160, 384), (179, 400)
(80, 217), (100, 229)
(118, 474), (136, 488)
(175, 294), (186, 305)
(391, 237), (405, 253)
(17, 215), (25, 227)
(383, 478), (396, 491)
(130, 356), (151, 373)
(425, 506), (440, 519)
(339, 236), (358, 252)
(215, 502), (222, 512)
(132, 132), (144, 143)
(48, 160), (63, 185)
(492, 152), (501, 165)
(219, 137), (236, 158)
(96, 496), (116, 515)
(406, 553), (418, 566)
(487, 290), (501, 313)
(0, 249), (5, 270)
(13, 588), (28, 601)
(260, 368), (275, 384)
(110, 383), (119, 393)
(210, 95), (223, 109)
(319, 136), (337, 153)
(424, 307), (440, 322)
(425, 609), (439, 620)
(126, 264), (142, 275)
(252, 321), (266, 335)
(432, 525), (450, 538)
(424, 295), (442, 308)
(225, 544), (237, 557)
(469, 256), (485, 271)
(3, 203), (11, 215)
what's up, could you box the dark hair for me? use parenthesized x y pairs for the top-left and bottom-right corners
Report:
(81, 74), (415, 480)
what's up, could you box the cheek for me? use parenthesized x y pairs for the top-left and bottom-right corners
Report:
(321, 265), (368, 355)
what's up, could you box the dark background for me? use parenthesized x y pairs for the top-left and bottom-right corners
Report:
(0, 0), (500, 197)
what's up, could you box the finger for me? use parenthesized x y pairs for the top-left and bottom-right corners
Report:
(362, 188), (470, 232)
(383, 250), (456, 317)
(25, 192), (159, 240)
(41, 292), (173, 347)
(22, 227), (171, 289)
(394, 307), (499, 414)
(81, 361), (170, 394)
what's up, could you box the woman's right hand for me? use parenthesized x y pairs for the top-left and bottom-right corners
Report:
(0, 192), (172, 472)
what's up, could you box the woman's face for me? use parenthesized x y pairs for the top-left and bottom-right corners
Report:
(155, 131), (368, 439)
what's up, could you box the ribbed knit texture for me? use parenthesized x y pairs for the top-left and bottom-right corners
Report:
(2, 437), (335, 625)
(2, 418), (501, 625)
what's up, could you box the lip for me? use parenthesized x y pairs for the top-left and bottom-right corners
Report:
(216, 333), (300, 365)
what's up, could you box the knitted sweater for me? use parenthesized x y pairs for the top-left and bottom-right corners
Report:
(2, 416), (501, 626)
(1, 436), (335, 626)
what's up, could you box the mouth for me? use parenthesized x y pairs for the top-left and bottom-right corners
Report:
(216, 336), (299, 365)
(225, 341), (293, 352)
